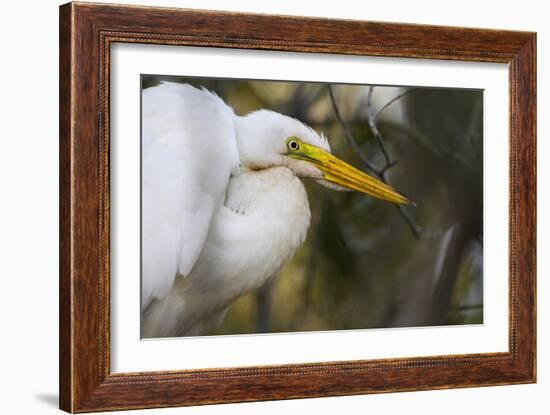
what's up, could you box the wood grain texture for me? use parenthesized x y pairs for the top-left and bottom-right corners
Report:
(59, 3), (73, 411)
(59, 2), (536, 412)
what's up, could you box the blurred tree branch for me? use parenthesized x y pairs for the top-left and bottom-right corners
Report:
(255, 280), (272, 332)
(366, 86), (396, 167)
(328, 85), (382, 175)
(329, 84), (455, 239)
(373, 88), (414, 123)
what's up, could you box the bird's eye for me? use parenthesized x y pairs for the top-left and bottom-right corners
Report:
(287, 139), (300, 151)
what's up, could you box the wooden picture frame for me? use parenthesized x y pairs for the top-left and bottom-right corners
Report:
(59, 2), (536, 412)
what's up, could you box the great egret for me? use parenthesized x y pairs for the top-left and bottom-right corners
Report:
(141, 82), (412, 338)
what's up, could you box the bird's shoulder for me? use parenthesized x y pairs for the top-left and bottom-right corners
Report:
(141, 82), (240, 308)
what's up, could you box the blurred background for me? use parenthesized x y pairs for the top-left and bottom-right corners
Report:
(142, 75), (484, 335)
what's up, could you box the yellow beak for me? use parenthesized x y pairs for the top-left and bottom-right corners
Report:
(288, 140), (413, 205)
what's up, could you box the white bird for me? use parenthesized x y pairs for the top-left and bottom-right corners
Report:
(141, 82), (411, 338)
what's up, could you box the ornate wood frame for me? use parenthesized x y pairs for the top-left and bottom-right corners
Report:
(59, 2), (536, 412)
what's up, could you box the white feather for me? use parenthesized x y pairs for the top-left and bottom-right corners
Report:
(141, 82), (329, 337)
(141, 82), (239, 309)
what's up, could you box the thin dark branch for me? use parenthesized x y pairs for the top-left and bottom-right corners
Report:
(255, 281), (272, 333)
(394, 204), (422, 238)
(381, 160), (399, 174)
(328, 83), (457, 240)
(367, 86), (393, 166)
(386, 172), (456, 239)
(373, 88), (415, 123)
(367, 86), (427, 238)
(366, 85), (375, 112)
(328, 85), (382, 176)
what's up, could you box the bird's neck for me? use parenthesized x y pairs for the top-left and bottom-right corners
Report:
(226, 167), (311, 230)
(224, 166), (312, 272)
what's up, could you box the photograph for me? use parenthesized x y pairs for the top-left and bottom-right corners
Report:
(49, 1), (537, 412)
(140, 75), (484, 339)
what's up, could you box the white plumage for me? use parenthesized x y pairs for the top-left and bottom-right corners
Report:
(141, 83), (239, 310)
(142, 83), (319, 337)
(141, 82), (410, 337)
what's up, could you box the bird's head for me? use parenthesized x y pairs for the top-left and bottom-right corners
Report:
(236, 110), (413, 205)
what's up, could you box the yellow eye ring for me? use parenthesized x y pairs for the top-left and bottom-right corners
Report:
(287, 139), (300, 151)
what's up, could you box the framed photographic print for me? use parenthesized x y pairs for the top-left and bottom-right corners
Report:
(59, 2), (536, 412)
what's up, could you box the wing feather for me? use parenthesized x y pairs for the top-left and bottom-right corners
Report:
(141, 82), (239, 309)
